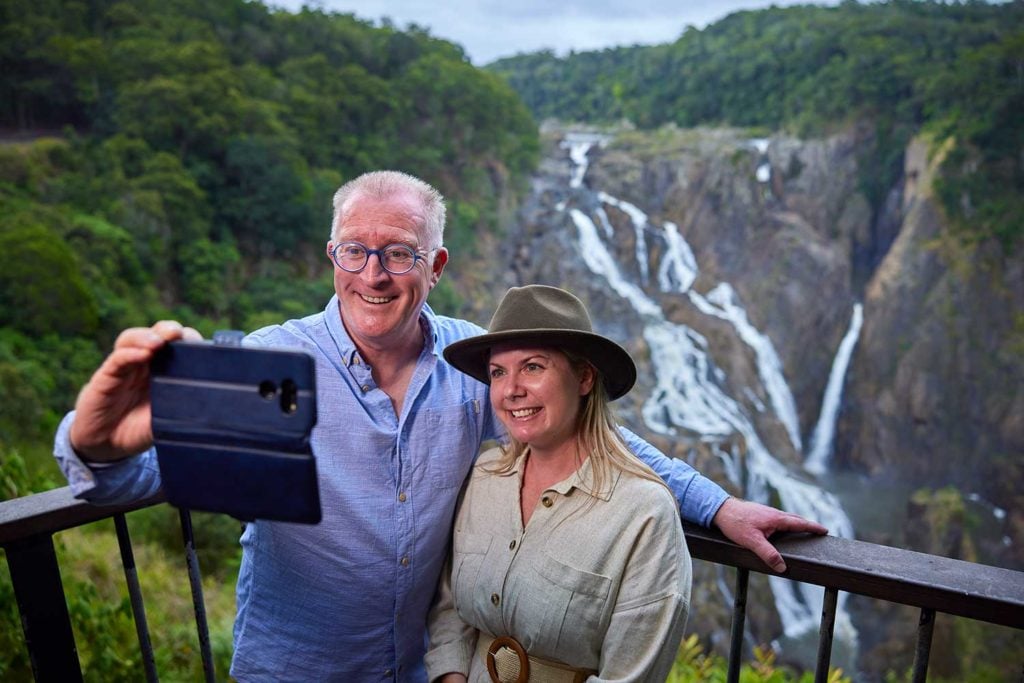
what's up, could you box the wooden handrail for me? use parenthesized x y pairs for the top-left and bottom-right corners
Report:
(681, 522), (1024, 630)
(0, 487), (164, 544)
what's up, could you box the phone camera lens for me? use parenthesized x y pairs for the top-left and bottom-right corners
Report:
(259, 380), (277, 399)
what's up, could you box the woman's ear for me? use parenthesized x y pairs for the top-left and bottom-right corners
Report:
(578, 363), (596, 396)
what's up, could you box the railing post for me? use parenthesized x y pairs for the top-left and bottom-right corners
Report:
(179, 509), (216, 683)
(911, 607), (935, 683)
(814, 587), (839, 683)
(4, 533), (84, 682)
(114, 514), (159, 682)
(727, 567), (749, 683)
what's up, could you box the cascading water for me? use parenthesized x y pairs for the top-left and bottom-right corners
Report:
(805, 304), (864, 476)
(559, 134), (861, 656)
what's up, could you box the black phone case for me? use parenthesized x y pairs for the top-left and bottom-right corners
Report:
(150, 340), (321, 524)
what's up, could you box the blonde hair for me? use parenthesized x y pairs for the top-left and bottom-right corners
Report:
(330, 170), (446, 248)
(486, 349), (668, 497)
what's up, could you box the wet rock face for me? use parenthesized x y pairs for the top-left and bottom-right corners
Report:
(841, 139), (1024, 508)
(512, 128), (866, 457)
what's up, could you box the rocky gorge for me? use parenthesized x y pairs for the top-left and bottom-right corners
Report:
(468, 123), (1024, 678)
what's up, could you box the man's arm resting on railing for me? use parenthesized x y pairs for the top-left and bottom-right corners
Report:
(712, 498), (828, 573)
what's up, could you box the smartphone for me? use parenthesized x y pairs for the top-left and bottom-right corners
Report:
(150, 340), (321, 524)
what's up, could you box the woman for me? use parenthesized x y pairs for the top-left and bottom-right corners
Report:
(426, 285), (691, 683)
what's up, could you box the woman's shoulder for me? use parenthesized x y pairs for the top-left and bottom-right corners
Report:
(468, 445), (515, 484)
(474, 445), (505, 469)
(613, 469), (679, 515)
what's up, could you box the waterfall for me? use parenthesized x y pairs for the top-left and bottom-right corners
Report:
(561, 136), (858, 649)
(598, 192), (650, 285)
(658, 221), (698, 292)
(805, 303), (864, 475)
(690, 284), (803, 453)
(750, 137), (771, 183)
(560, 131), (609, 189)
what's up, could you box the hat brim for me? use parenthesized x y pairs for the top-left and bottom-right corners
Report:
(443, 329), (636, 400)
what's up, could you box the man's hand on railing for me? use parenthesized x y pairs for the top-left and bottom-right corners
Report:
(712, 497), (829, 573)
(69, 320), (202, 463)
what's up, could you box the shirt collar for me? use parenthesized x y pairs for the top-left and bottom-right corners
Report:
(420, 301), (441, 356)
(508, 448), (621, 502)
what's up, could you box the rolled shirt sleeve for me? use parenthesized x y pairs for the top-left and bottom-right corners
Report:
(52, 410), (162, 504)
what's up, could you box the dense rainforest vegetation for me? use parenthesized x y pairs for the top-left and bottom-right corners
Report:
(1, 0), (1020, 679)
(489, 0), (1023, 248)
(0, 0), (540, 678)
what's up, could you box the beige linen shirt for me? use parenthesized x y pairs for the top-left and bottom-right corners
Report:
(425, 446), (692, 682)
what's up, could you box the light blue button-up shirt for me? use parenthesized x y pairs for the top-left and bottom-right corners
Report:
(54, 296), (728, 681)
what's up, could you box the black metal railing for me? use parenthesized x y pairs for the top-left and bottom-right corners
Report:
(2, 487), (1023, 682)
(0, 488), (212, 683)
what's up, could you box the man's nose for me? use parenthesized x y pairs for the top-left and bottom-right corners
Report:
(360, 252), (390, 280)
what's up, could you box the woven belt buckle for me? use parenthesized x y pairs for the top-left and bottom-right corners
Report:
(486, 635), (530, 683)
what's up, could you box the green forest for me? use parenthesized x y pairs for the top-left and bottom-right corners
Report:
(1, 0), (1021, 680)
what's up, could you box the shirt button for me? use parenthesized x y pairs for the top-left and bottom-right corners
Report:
(398, 492), (407, 502)
(491, 593), (500, 606)
(509, 540), (516, 550)
(361, 384), (370, 392)
(384, 669), (393, 677)
(541, 496), (553, 507)
(400, 556), (410, 567)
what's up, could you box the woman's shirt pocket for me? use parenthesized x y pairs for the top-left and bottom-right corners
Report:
(522, 551), (612, 659)
(452, 530), (493, 622)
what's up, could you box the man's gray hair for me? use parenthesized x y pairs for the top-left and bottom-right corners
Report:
(331, 170), (446, 248)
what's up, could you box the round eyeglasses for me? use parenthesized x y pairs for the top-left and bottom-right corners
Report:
(330, 241), (433, 275)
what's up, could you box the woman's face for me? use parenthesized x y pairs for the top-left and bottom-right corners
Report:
(488, 345), (594, 456)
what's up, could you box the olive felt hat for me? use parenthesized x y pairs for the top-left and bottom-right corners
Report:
(443, 285), (637, 400)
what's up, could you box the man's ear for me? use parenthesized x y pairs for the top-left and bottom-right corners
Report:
(429, 247), (449, 287)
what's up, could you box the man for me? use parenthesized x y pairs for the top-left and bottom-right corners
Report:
(56, 171), (826, 681)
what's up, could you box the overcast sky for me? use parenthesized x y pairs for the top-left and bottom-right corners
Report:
(269, 1), (842, 65)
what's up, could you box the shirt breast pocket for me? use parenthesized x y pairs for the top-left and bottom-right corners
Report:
(426, 401), (480, 489)
(531, 551), (612, 656)
(452, 530), (492, 618)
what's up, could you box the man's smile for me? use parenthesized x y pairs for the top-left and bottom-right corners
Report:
(360, 294), (396, 304)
